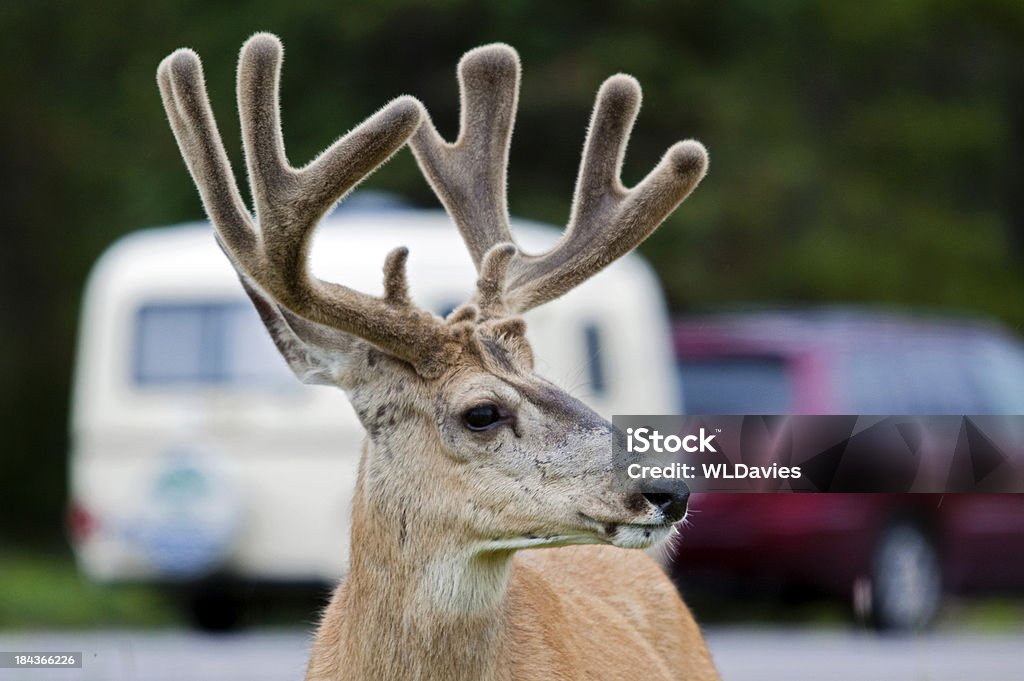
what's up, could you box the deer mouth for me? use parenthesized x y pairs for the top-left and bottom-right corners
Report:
(482, 532), (596, 551)
(484, 514), (675, 551)
(607, 522), (677, 549)
(577, 513), (677, 549)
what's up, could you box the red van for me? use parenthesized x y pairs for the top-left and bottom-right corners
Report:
(668, 309), (1024, 630)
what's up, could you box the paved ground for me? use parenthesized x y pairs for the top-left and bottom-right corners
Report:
(0, 627), (1021, 680)
(707, 628), (1023, 681)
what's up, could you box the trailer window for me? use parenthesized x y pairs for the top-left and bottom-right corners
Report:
(582, 322), (607, 397)
(134, 302), (293, 386)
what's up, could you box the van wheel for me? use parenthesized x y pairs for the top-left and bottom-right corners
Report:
(870, 522), (941, 632)
(187, 584), (244, 632)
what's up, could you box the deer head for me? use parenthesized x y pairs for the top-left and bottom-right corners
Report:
(157, 34), (707, 557)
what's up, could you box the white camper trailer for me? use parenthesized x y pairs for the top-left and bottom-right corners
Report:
(68, 204), (679, 618)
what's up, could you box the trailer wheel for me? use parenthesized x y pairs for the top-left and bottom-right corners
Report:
(186, 584), (244, 632)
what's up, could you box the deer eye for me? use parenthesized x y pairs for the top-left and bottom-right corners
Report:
(463, 404), (505, 431)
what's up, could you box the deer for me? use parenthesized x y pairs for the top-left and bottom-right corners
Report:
(157, 32), (718, 681)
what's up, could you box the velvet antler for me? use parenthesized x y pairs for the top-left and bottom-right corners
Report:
(156, 33), (470, 377)
(411, 44), (708, 315)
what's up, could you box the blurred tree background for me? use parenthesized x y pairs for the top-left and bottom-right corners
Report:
(1, 0), (1023, 544)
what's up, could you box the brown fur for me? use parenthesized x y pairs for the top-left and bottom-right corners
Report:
(307, 547), (716, 681)
(157, 33), (718, 681)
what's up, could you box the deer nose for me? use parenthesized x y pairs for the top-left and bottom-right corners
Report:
(641, 485), (690, 523)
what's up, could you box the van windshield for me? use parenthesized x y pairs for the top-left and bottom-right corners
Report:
(838, 336), (1024, 414)
(676, 333), (1024, 416)
(133, 302), (294, 387)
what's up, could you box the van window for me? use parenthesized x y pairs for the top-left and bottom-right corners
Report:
(134, 302), (293, 387)
(582, 323), (607, 397)
(678, 356), (792, 414)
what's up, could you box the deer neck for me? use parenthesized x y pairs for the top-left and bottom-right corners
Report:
(340, 439), (515, 681)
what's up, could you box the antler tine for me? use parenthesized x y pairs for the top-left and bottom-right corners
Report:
(158, 35), (460, 378)
(158, 48), (258, 264)
(503, 74), (708, 313)
(235, 34), (291, 219)
(410, 43), (520, 267)
(476, 243), (517, 317)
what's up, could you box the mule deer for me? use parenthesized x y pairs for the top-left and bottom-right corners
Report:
(157, 33), (718, 681)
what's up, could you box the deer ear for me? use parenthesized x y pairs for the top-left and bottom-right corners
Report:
(239, 275), (360, 387)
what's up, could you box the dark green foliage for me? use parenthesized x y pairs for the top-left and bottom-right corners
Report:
(2, 0), (1023, 543)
